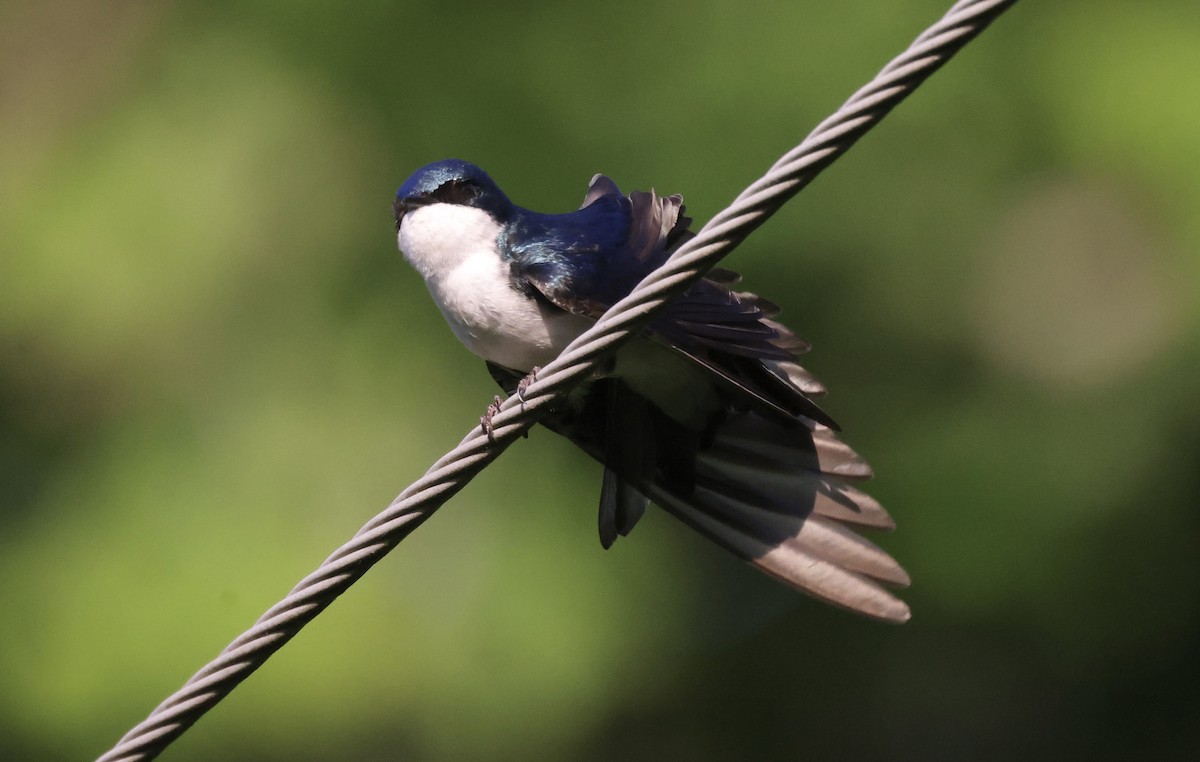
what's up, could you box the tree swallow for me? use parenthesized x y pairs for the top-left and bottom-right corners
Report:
(394, 159), (910, 622)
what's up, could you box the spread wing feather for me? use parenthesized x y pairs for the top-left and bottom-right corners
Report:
(487, 174), (908, 622)
(508, 174), (837, 428)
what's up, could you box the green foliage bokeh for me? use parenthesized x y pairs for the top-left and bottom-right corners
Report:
(1, 1), (1197, 759)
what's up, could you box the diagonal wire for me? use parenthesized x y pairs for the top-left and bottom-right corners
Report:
(95, 1), (1017, 759)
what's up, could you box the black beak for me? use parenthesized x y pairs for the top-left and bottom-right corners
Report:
(393, 195), (434, 230)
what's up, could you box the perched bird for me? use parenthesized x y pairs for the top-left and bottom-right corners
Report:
(393, 159), (910, 622)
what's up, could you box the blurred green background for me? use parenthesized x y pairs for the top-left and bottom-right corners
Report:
(2, 0), (1198, 759)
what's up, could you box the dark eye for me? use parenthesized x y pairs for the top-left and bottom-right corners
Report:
(430, 179), (480, 206)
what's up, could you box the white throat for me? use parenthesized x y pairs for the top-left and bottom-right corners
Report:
(398, 203), (503, 281)
(397, 203), (591, 371)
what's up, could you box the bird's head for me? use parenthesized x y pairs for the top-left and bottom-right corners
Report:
(393, 159), (513, 231)
(394, 159), (518, 280)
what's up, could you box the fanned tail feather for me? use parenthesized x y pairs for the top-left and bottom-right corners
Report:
(649, 411), (910, 622)
(650, 486), (911, 623)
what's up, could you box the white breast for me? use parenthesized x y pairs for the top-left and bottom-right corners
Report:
(398, 203), (592, 371)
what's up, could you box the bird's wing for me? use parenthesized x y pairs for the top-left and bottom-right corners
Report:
(503, 175), (687, 317)
(508, 174), (838, 428)
(537, 376), (909, 623)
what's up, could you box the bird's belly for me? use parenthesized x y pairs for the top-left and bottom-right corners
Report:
(427, 250), (592, 371)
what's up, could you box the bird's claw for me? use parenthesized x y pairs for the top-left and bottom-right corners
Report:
(480, 395), (503, 442)
(516, 366), (540, 409)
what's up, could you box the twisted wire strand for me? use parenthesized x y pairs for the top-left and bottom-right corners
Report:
(96, 1), (1016, 759)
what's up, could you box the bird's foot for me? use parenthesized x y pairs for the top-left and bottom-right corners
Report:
(516, 366), (540, 409)
(480, 395), (503, 442)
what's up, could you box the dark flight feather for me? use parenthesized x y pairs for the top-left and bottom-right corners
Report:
(485, 174), (907, 622)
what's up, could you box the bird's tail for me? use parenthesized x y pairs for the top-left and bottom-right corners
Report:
(490, 362), (910, 623)
(644, 411), (910, 623)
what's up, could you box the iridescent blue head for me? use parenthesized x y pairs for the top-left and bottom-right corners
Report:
(393, 159), (513, 229)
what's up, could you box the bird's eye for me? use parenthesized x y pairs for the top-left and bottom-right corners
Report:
(431, 179), (481, 206)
